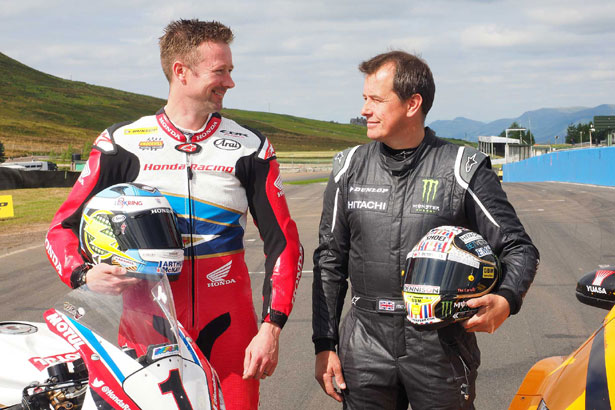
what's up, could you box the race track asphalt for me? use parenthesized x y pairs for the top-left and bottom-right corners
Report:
(1, 180), (613, 409)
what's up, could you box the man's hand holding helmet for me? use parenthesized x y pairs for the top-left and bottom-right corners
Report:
(76, 183), (185, 294)
(83, 263), (140, 295)
(462, 293), (510, 333)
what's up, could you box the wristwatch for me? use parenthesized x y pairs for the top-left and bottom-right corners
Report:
(70, 263), (93, 289)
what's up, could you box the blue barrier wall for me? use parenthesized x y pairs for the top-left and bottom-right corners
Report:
(503, 147), (615, 186)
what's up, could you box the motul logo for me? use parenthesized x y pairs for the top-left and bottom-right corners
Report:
(45, 313), (85, 349)
(29, 353), (81, 371)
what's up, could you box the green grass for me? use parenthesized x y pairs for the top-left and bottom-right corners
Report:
(0, 187), (70, 232)
(0, 51), (476, 158)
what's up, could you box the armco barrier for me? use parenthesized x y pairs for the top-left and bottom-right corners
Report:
(503, 147), (615, 186)
(0, 168), (80, 190)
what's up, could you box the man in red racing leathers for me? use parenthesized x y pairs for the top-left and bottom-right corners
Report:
(45, 19), (303, 410)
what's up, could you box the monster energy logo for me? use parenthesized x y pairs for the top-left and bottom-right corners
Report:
(422, 179), (439, 202)
(441, 301), (454, 317)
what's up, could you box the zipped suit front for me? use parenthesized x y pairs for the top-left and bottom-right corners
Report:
(312, 129), (539, 409)
(46, 109), (304, 410)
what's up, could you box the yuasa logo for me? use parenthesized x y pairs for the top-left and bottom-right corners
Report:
(587, 285), (607, 294)
(214, 138), (241, 150)
(207, 261), (236, 287)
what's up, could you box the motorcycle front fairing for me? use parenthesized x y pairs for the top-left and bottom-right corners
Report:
(46, 274), (224, 410)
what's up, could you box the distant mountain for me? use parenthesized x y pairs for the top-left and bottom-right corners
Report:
(428, 105), (615, 143)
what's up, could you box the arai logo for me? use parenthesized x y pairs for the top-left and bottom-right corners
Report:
(214, 139), (241, 150)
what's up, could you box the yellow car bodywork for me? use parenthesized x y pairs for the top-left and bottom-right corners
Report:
(509, 306), (615, 409)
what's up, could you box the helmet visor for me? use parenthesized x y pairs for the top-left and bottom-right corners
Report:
(110, 210), (183, 251)
(405, 257), (479, 293)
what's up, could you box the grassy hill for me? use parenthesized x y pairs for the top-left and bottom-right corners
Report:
(0, 52), (471, 158)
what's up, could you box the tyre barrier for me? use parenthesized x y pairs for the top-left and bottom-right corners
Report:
(0, 168), (80, 190)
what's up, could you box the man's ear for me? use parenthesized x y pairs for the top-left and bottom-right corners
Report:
(172, 61), (188, 84)
(406, 93), (423, 118)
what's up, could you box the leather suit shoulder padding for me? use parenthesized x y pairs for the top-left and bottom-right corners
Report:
(332, 145), (360, 183)
(457, 146), (489, 186)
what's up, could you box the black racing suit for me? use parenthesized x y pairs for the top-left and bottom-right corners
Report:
(312, 129), (539, 410)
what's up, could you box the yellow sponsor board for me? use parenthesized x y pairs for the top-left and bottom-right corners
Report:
(124, 127), (158, 135)
(0, 195), (15, 218)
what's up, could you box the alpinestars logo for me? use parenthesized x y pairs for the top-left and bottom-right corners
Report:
(274, 175), (285, 197)
(465, 153), (478, 173)
(207, 261), (236, 287)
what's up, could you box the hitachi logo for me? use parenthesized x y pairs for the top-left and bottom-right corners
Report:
(347, 200), (387, 210)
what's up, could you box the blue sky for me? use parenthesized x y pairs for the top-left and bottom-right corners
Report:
(2, 0), (614, 125)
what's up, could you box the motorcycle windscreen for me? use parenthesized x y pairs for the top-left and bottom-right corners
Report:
(53, 276), (181, 361)
(109, 210), (183, 251)
(405, 257), (479, 293)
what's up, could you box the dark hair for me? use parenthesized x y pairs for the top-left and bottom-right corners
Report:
(159, 19), (234, 82)
(359, 51), (435, 117)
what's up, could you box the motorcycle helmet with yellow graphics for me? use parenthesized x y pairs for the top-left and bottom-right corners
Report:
(79, 183), (184, 280)
(403, 226), (499, 329)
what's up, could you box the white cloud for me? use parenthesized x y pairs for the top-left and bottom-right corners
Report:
(0, 0), (613, 124)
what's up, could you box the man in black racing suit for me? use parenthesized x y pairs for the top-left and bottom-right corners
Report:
(312, 51), (539, 409)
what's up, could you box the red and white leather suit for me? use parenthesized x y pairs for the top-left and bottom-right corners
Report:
(45, 108), (304, 410)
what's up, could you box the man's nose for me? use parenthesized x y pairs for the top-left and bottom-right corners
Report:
(361, 101), (371, 117)
(224, 73), (235, 89)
